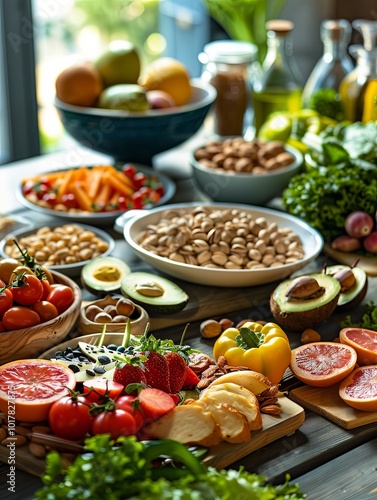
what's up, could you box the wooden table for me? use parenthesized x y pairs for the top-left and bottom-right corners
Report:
(1, 144), (377, 500)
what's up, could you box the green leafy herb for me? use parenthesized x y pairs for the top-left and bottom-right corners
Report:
(308, 88), (344, 121)
(35, 435), (306, 499)
(340, 301), (377, 331)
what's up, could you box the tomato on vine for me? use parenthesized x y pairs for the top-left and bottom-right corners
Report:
(46, 284), (74, 314)
(49, 393), (93, 440)
(10, 273), (44, 306)
(2, 306), (41, 330)
(0, 286), (13, 317)
(91, 408), (138, 439)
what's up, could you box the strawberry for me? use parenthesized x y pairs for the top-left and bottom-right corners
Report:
(143, 351), (171, 393)
(113, 363), (146, 389)
(138, 387), (175, 421)
(182, 367), (200, 388)
(165, 351), (188, 393)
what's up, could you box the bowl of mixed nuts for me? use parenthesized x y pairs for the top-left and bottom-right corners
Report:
(123, 203), (323, 287)
(190, 138), (303, 205)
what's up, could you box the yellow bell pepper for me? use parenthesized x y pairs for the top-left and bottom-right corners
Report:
(213, 321), (291, 385)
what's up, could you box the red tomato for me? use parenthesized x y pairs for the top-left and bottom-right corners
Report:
(0, 287), (13, 317)
(122, 163), (137, 178)
(49, 395), (93, 440)
(60, 193), (78, 209)
(132, 172), (148, 190)
(32, 301), (59, 322)
(46, 284), (74, 314)
(42, 192), (57, 206)
(40, 278), (51, 301)
(83, 379), (124, 403)
(116, 395), (144, 432)
(91, 409), (137, 439)
(2, 307), (41, 330)
(131, 192), (144, 209)
(10, 274), (44, 306)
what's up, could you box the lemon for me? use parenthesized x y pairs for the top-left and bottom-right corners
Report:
(95, 40), (141, 88)
(258, 113), (292, 142)
(139, 57), (192, 107)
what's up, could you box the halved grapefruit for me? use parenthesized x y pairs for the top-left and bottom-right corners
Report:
(290, 341), (357, 387)
(0, 359), (76, 422)
(339, 327), (377, 366)
(339, 366), (377, 412)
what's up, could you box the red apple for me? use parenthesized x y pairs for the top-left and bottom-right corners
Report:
(147, 90), (176, 110)
(344, 211), (374, 238)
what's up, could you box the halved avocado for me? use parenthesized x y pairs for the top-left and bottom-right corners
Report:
(270, 273), (341, 331)
(121, 272), (189, 315)
(81, 256), (131, 294)
(325, 264), (368, 311)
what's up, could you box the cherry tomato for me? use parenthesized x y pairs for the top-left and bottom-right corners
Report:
(40, 278), (51, 300)
(116, 395), (144, 432)
(132, 172), (148, 190)
(0, 287), (13, 317)
(156, 185), (165, 197)
(42, 192), (57, 206)
(60, 193), (78, 209)
(22, 180), (36, 196)
(83, 379), (124, 403)
(49, 395), (93, 440)
(131, 192), (144, 209)
(92, 409), (137, 439)
(10, 273), (44, 306)
(2, 307), (41, 330)
(32, 301), (59, 322)
(46, 284), (74, 314)
(35, 181), (52, 200)
(122, 163), (137, 178)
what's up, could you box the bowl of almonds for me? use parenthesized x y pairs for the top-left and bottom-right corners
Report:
(190, 138), (303, 205)
(123, 203), (323, 287)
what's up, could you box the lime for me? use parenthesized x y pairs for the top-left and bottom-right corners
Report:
(258, 113), (292, 142)
(95, 40), (141, 88)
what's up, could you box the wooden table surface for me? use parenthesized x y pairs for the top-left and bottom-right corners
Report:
(1, 144), (377, 500)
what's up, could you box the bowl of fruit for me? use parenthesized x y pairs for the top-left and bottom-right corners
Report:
(54, 42), (216, 164)
(0, 259), (82, 364)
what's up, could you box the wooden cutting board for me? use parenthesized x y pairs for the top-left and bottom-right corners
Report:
(0, 396), (304, 476)
(289, 385), (377, 429)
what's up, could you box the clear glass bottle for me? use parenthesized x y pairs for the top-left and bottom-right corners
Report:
(339, 20), (377, 122)
(200, 40), (259, 137)
(302, 19), (354, 106)
(252, 20), (303, 135)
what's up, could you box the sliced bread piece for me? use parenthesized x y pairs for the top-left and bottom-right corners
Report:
(143, 403), (220, 447)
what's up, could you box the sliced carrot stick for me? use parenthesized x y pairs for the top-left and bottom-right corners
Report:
(113, 168), (134, 188)
(71, 181), (94, 212)
(105, 171), (134, 197)
(87, 168), (104, 200)
(95, 181), (112, 207)
(56, 170), (74, 201)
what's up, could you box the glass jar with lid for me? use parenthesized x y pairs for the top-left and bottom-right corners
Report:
(200, 40), (259, 137)
(302, 19), (354, 107)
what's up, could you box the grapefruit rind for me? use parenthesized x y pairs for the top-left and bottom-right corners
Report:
(0, 359), (76, 422)
(339, 366), (377, 412)
(339, 327), (377, 366)
(290, 341), (357, 388)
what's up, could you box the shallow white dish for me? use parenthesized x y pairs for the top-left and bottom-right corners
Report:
(0, 223), (115, 278)
(16, 164), (176, 225)
(123, 202), (323, 288)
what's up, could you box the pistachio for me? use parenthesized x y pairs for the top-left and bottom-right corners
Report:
(135, 281), (165, 297)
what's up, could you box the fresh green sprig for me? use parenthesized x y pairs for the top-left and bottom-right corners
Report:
(340, 301), (377, 331)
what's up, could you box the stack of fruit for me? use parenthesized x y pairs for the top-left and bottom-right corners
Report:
(55, 40), (192, 112)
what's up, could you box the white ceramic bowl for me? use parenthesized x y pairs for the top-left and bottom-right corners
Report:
(123, 202), (323, 288)
(190, 144), (303, 205)
(0, 223), (115, 278)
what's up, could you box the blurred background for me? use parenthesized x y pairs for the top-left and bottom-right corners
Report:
(0, 0), (375, 165)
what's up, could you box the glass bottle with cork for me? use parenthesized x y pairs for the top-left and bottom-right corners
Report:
(252, 20), (303, 135)
(200, 40), (259, 137)
(302, 19), (354, 106)
(339, 19), (377, 122)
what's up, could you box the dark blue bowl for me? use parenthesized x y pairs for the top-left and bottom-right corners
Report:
(55, 79), (216, 165)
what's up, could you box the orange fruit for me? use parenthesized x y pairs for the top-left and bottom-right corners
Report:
(55, 61), (103, 107)
(290, 341), (357, 387)
(339, 366), (377, 412)
(0, 359), (76, 422)
(339, 327), (377, 366)
(139, 57), (192, 107)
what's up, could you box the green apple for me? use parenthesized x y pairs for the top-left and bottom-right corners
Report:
(95, 40), (141, 88)
(97, 84), (149, 111)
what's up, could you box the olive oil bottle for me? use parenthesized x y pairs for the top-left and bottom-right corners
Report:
(253, 20), (303, 135)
